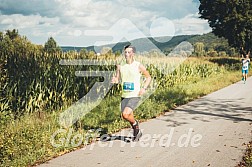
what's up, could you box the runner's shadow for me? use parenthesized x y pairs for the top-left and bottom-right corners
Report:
(235, 82), (247, 84)
(100, 135), (132, 143)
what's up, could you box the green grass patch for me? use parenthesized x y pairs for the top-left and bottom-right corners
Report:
(237, 141), (252, 167)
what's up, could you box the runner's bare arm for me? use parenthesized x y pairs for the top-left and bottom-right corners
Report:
(111, 65), (121, 84)
(138, 64), (151, 95)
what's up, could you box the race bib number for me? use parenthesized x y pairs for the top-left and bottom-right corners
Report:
(123, 82), (134, 91)
(243, 66), (248, 70)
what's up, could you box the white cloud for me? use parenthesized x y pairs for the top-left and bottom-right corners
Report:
(68, 29), (82, 37)
(173, 13), (211, 35)
(150, 17), (176, 39)
(0, 14), (60, 29)
(0, 0), (211, 46)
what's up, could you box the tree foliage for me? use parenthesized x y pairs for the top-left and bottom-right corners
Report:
(6, 29), (19, 40)
(199, 0), (252, 53)
(0, 29), (43, 55)
(194, 42), (205, 56)
(44, 37), (62, 53)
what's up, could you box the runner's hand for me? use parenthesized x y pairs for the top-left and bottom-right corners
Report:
(111, 77), (118, 84)
(138, 88), (146, 96)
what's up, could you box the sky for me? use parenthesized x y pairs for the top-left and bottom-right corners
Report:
(0, 0), (211, 47)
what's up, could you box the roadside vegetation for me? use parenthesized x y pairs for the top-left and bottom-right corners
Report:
(0, 29), (250, 166)
(237, 141), (252, 167)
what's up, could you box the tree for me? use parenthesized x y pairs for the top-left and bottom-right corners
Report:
(207, 49), (218, 57)
(199, 0), (252, 53)
(44, 37), (61, 54)
(80, 48), (88, 57)
(194, 42), (205, 56)
(0, 30), (42, 55)
(6, 29), (19, 40)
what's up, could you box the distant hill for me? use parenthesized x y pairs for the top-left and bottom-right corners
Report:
(61, 33), (230, 54)
(187, 33), (229, 51)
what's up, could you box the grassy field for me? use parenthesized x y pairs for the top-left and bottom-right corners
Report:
(0, 56), (250, 167)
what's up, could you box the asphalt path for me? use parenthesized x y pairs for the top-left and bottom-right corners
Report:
(39, 77), (252, 167)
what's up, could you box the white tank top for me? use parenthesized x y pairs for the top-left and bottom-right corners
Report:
(120, 61), (141, 98)
(242, 58), (250, 70)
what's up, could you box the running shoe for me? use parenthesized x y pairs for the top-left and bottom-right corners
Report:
(132, 121), (142, 141)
